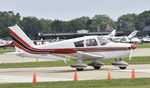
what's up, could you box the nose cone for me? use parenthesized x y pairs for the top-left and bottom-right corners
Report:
(131, 44), (136, 49)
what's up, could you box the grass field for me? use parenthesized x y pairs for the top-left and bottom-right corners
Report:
(0, 78), (150, 88)
(0, 56), (149, 68)
(0, 47), (15, 54)
(135, 43), (150, 48)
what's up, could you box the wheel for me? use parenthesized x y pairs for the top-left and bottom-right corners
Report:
(119, 67), (126, 69)
(93, 66), (101, 69)
(76, 68), (84, 71)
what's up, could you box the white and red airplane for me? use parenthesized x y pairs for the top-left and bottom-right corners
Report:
(103, 29), (116, 39)
(0, 39), (12, 48)
(111, 30), (138, 43)
(8, 25), (136, 71)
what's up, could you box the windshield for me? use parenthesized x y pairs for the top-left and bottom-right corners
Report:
(97, 37), (111, 45)
(86, 38), (98, 46)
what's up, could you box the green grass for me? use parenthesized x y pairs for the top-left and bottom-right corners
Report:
(0, 47), (15, 54)
(101, 56), (150, 65)
(0, 56), (150, 68)
(0, 78), (150, 88)
(135, 43), (150, 48)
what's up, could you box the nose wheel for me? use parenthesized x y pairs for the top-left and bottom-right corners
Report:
(112, 59), (128, 70)
(76, 68), (84, 71)
(119, 67), (127, 69)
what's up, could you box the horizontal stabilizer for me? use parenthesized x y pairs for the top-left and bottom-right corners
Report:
(4, 52), (24, 55)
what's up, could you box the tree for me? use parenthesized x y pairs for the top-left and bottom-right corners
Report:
(135, 10), (150, 31)
(89, 15), (116, 32)
(67, 17), (90, 32)
(39, 19), (52, 33)
(117, 14), (137, 31)
(51, 20), (68, 33)
(20, 16), (41, 37)
(0, 11), (21, 37)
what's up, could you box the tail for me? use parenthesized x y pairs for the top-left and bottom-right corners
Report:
(109, 30), (116, 37)
(8, 24), (35, 46)
(8, 24), (36, 53)
(8, 24), (53, 54)
(128, 30), (138, 39)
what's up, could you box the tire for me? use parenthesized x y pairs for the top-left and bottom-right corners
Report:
(93, 66), (101, 69)
(76, 68), (84, 71)
(119, 67), (126, 69)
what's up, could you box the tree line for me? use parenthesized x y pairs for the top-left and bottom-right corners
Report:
(0, 10), (150, 38)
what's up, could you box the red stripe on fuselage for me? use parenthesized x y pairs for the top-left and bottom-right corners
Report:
(8, 28), (51, 51)
(13, 42), (50, 54)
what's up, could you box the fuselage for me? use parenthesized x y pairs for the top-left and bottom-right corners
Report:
(17, 36), (132, 60)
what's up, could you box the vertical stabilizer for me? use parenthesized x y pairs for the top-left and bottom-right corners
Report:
(8, 24), (35, 47)
(109, 30), (116, 37)
(128, 30), (138, 39)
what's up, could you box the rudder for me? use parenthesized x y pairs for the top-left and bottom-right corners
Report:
(8, 24), (35, 47)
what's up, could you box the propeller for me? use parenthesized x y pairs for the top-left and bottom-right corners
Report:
(129, 45), (136, 61)
(129, 49), (133, 61)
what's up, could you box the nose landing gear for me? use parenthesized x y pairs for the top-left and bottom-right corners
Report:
(112, 58), (128, 69)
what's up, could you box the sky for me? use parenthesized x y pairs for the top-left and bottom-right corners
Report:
(0, 0), (150, 21)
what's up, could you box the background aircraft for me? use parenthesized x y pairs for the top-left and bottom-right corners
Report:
(103, 30), (116, 39)
(142, 35), (150, 43)
(8, 25), (136, 71)
(111, 30), (138, 43)
(0, 39), (12, 48)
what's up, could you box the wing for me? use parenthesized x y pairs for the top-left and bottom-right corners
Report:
(52, 51), (104, 60)
(76, 51), (104, 60)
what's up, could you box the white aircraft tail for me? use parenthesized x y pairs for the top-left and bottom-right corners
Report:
(109, 30), (116, 37)
(128, 30), (138, 39)
(8, 24), (35, 52)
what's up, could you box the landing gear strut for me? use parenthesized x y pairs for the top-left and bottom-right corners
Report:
(88, 61), (104, 70)
(93, 66), (101, 69)
(119, 67), (127, 69)
(70, 59), (87, 71)
(112, 58), (128, 70)
(76, 68), (84, 71)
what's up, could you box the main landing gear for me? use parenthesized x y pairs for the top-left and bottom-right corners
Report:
(70, 60), (104, 71)
(111, 58), (128, 69)
(70, 58), (128, 71)
(88, 61), (104, 70)
(70, 59), (87, 71)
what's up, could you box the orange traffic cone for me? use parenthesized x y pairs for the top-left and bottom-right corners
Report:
(74, 71), (78, 81)
(131, 69), (136, 79)
(33, 73), (37, 83)
(107, 71), (112, 80)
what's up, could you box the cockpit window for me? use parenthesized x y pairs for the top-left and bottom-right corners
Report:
(86, 38), (98, 46)
(0, 41), (4, 44)
(97, 37), (111, 45)
(74, 40), (84, 47)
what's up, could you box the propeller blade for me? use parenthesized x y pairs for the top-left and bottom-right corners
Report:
(129, 49), (133, 61)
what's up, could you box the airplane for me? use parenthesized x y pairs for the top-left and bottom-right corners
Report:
(111, 30), (138, 43)
(0, 39), (12, 48)
(103, 29), (116, 39)
(142, 35), (150, 43)
(129, 37), (142, 43)
(8, 25), (136, 71)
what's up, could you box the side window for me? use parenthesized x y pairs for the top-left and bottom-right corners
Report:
(86, 38), (98, 46)
(0, 41), (4, 44)
(97, 37), (110, 45)
(74, 40), (84, 47)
